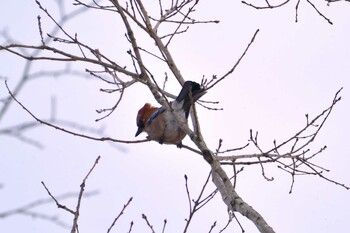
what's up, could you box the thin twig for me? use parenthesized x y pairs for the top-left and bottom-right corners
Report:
(41, 182), (75, 215)
(5, 80), (147, 144)
(107, 197), (133, 233)
(241, 0), (290, 9)
(142, 214), (156, 233)
(162, 219), (167, 233)
(71, 156), (101, 233)
(306, 0), (333, 25)
(207, 29), (259, 90)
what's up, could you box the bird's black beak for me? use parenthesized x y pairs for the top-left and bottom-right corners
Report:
(135, 127), (143, 137)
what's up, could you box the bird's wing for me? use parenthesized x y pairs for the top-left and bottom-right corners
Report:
(147, 107), (166, 125)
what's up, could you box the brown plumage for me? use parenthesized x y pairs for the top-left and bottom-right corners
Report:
(136, 103), (186, 145)
(135, 81), (206, 147)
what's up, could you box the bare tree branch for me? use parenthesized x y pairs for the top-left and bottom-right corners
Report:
(1, 1), (347, 233)
(242, 0), (335, 24)
(107, 197), (133, 233)
(41, 156), (101, 233)
(142, 213), (156, 233)
(206, 29), (260, 91)
(5, 80), (147, 144)
(0, 191), (98, 228)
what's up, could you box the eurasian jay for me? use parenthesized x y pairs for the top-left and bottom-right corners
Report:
(135, 81), (206, 147)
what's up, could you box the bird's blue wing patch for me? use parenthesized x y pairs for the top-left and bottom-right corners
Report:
(147, 107), (166, 125)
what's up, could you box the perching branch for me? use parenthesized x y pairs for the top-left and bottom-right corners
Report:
(5, 80), (147, 144)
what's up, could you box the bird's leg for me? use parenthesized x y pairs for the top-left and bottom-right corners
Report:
(176, 142), (183, 148)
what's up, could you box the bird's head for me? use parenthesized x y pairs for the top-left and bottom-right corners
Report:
(135, 103), (154, 137)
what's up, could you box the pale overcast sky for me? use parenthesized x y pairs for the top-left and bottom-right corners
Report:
(1, 1), (350, 233)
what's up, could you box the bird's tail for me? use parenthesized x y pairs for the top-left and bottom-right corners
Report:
(175, 81), (206, 118)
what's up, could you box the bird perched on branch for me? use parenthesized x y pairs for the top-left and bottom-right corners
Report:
(135, 81), (206, 147)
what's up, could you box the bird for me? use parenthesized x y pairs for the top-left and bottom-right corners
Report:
(135, 81), (206, 147)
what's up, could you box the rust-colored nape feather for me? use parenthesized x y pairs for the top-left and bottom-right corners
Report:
(135, 103), (159, 137)
(136, 103), (151, 127)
